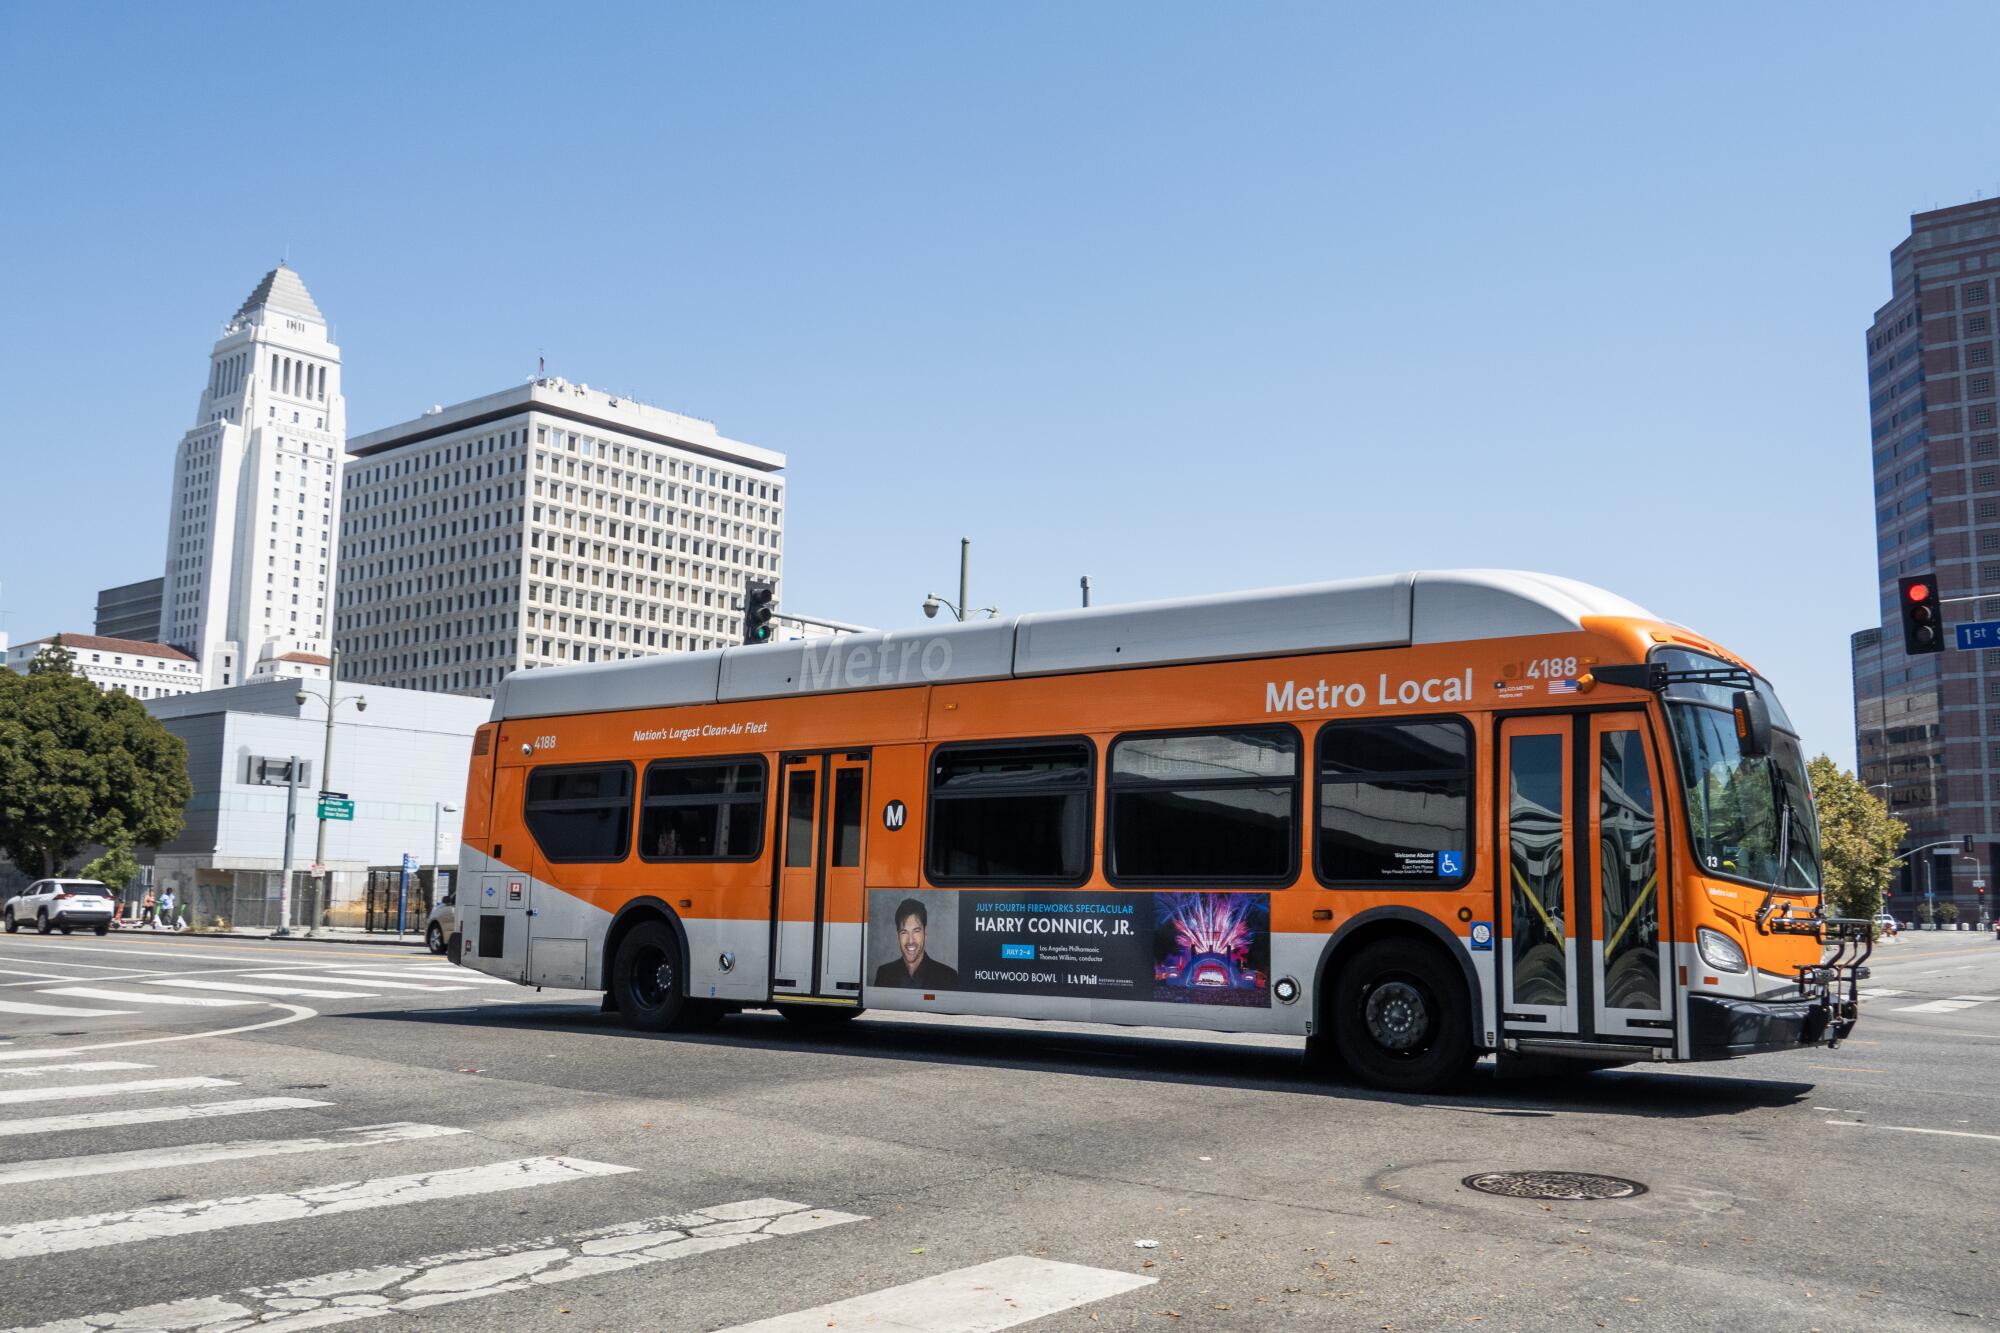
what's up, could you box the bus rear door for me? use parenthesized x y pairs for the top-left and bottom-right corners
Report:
(772, 751), (870, 1004)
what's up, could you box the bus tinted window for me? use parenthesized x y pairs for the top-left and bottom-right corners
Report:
(639, 758), (765, 861)
(928, 741), (1092, 883)
(1316, 720), (1471, 885)
(1108, 727), (1298, 882)
(525, 764), (633, 863)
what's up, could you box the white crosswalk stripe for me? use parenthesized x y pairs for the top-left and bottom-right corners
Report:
(0, 1060), (151, 1078)
(38, 985), (259, 1007)
(4, 1199), (865, 1333)
(0, 1155), (637, 1259)
(0, 1122), (466, 1187)
(0, 998), (135, 1018)
(1892, 994), (1999, 1014)
(0, 1096), (332, 1138)
(0, 1076), (235, 1106)
(235, 971), (472, 993)
(718, 1255), (1154, 1332)
(317, 967), (515, 986)
(145, 977), (375, 999)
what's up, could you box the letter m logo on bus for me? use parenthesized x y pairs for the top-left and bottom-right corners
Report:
(882, 800), (907, 830)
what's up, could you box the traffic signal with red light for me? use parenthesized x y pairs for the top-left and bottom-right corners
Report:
(1898, 574), (1943, 655)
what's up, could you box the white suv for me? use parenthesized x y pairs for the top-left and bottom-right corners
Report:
(4, 880), (117, 935)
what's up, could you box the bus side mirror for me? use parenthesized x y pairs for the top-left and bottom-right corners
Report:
(1732, 690), (1773, 758)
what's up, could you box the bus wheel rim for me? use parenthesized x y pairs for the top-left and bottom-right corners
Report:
(632, 947), (671, 1007)
(1365, 979), (1431, 1053)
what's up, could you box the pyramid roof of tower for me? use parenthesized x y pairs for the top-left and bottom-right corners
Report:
(233, 265), (323, 323)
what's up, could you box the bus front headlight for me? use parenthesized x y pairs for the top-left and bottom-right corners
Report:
(1697, 927), (1748, 974)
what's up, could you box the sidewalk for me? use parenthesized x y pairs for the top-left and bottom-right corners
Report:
(115, 922), (430, 949)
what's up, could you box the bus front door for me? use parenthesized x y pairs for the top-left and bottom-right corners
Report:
(1498, 716), (1580, 1038)
(772, 751), (871, 1003)
(1498, 712), (1675, 1053)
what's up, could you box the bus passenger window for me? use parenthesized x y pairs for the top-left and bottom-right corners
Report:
(831, 767), (864, 868)
(1316, 720), (1471, 885)
(639, 759), (765, 861)
(1107, 727), (1298, 882)
(928, 741), (1092, 883)
(524, 764), (634, 862)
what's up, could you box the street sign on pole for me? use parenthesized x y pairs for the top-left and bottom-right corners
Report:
(1956, 621), (2000, 650)
(317, 798), (354, 821)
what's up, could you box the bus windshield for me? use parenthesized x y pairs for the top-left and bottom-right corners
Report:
(1657, 649), (1821, 894)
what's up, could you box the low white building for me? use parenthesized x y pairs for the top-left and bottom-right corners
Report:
(145, 680), (490, 929)
(6, 633), (205, 701)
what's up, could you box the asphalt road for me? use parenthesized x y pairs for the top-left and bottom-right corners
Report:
(1, 927), (1996, 1332)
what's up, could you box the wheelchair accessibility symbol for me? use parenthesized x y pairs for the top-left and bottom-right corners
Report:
(1437, 850), (1463, 877)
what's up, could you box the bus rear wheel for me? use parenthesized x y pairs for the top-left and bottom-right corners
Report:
(1330, 938), (1474, 1094)
(611, 920), (703, 1033)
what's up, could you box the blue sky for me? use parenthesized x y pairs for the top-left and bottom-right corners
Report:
(3, 2), (1996, 769)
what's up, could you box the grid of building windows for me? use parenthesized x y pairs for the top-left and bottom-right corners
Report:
(335, 380), (785, 698)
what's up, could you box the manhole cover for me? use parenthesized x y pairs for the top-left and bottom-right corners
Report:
(1462, 1171), (1646, 1201)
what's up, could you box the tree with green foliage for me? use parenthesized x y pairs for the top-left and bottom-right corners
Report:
(1806, 755), (1907, 922)
(80, 838), (142, 893)
(0, 642), (193, 877)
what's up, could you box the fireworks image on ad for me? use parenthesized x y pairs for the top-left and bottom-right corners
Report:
(1153, 892), (1270, 1007)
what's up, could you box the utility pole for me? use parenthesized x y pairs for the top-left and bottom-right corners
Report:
(958, 538), (970, 624)
(278, 756), (301, 936)
(311, 648), (340, 934)
(923, 538), (998, 623)
(1080, 576), (1091, 608)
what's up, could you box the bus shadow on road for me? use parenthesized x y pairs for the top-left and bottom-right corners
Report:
(350, 1004), (1814, 1119)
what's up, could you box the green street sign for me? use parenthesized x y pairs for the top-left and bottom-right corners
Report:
(318, 798), (355, 821)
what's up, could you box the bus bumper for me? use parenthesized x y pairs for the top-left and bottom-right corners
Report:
(1688, 993), (1839, 1058)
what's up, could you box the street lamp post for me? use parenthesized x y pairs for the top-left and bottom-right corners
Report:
(431, 801), (459, 909)
(295, 647), (366, 937)
(923, 537), (999, 623)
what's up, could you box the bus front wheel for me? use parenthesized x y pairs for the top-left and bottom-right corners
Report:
(612, 920), (701, 1033)
(1330, 938), (1474, 1093)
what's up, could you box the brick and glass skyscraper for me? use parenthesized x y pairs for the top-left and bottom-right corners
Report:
(1852, 198), (2000, 921)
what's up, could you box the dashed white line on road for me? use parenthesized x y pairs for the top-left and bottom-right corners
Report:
(1, 1198), (863, 1333)
(39, 986), (260, 1007)
(1824, 1120), (2000, 1142)
(0, 1096), (332, 1138)
(0, 1156), (637, 1259)
(0, 1049), (84, 1063)
(1893, 999), (1985, 1013)
(0, 1076), (235, 1106)
(718, 1255), (1157, 1332)
(0, 1122), (466, 1187)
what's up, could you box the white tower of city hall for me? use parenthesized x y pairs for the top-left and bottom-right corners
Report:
(158, 265), (345, 688)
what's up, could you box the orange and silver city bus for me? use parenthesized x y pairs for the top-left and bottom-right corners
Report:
(448, 570), (1868, 1092)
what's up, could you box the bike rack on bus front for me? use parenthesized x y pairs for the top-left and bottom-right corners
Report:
(1756, 898), (1874, 1047)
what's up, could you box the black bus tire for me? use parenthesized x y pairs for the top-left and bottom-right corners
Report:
(1331, 937), (1475, 1094)
(610, 920), (691, 1032)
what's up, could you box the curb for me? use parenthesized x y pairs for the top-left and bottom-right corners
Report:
(123, 928), (430, 950)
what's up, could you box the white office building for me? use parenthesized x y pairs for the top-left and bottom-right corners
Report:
(158, 265), (346, 688)
(5, 633), (204, 700)
(336, 377), (786, 697)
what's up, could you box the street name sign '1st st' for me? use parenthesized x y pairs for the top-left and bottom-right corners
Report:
(1955, 621), (2000, 650)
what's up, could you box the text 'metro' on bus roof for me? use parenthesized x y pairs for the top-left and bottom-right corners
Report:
(488, 569), (1660, 722)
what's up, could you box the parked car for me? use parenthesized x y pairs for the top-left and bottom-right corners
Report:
(4, 880), (117, 935)
(1873, 913), (1899, 938)
(426, 891), (458, 954)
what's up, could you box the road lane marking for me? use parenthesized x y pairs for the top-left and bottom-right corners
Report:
(0, 1155), (637, 1259)
(1, 1198), (863, 1333)
(0, 1122), (466, 1187)
(0, 1049), (85, 1063)
(317, 967), (514, 986)
(0, 1061), (151, 1077)
(0, 998), (135, 1018)
(718, 1255), (1157, 1332)
(236, 972), (471, 993)
(148, 978), (376, 999)
(0, 1076), (236, 1106)
(39, 986), (261, 1007)
(0, 942), (282, 963)
(1950, 994), (2000, 1001)
(1892, 999), (1983, 1013)
(0, 1096), (332, 1138)
(1824, 1120), (2000, 1143)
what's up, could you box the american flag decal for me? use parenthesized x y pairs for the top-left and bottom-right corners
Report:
(1547, 678), (1580, 695)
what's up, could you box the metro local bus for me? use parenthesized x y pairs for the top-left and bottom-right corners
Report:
(448, 570), (1869, 1092)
